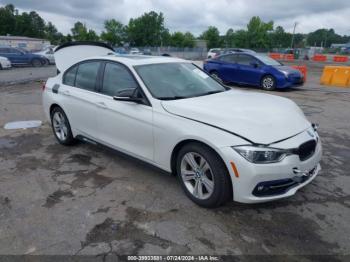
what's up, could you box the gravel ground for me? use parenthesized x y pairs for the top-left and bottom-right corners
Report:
(0, 64), (349, 260)
(0, 66), (56, 85)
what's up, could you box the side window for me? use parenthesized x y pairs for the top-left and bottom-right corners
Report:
(75, 61), (100, 91)
(220, 55), (236, 63)
(236, 55), (256, 66)
(10, 48), (21, 54)
(63, 65), (78, 86)
(101, 63), (138, 96)
(0, 48), (8, 54)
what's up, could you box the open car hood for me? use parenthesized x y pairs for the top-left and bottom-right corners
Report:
(161, 90), (310, 145)
(54, 42), (114, 72)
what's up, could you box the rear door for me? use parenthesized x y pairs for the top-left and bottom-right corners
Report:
(9, 48), (27, 64)
(59, 60), (102, 138)
(235, 54), (264, 85)
(218, 54), (239, 83)
(94, 61), (154, 161)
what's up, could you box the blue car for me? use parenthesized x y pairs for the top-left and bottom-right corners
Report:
(203, 53), (304, 91)
(0, 47), (47, 67)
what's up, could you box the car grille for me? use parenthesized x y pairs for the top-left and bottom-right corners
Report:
(298, 140), (317, 161)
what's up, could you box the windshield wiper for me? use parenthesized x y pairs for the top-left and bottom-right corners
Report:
(158, 96), (187, 100)
(198, 90), (225, 96)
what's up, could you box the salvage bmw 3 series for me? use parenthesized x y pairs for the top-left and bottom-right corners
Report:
(42, 42), (322, 207)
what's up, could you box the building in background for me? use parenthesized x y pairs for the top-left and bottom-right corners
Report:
(0, 36), (50, 51)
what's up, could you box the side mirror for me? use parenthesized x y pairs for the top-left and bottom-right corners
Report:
(113, 88), (144, 104)
(250, 61), (259, 68)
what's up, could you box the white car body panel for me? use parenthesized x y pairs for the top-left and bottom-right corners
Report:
(161, 90), (310, 145)
(0, 56), (11, 69)
(42, 43), (322, 204)
(55, 44), (114, 72)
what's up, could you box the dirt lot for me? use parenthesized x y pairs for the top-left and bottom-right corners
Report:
(0, 64), (350, 260)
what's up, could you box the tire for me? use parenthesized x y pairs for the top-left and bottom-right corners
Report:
(210, 70), (223, 84)
(176, 142), (232, 208)
(50, 107), (76, 146)
(261, 75), (276, 91)
(31, 59), (42, 67)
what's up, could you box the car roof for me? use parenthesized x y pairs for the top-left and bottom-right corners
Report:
(79, 54), (188, 66)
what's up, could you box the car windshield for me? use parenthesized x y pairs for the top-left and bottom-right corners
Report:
(134, 63), (226, 100)
(255, 55), (282, 66)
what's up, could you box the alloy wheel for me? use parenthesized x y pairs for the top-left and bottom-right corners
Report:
(180, 152), (215, 200)
(52, 111), (68, 141)
(262, 77), (274, 89)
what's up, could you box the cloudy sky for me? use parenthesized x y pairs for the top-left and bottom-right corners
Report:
(1, 0), (350, 36)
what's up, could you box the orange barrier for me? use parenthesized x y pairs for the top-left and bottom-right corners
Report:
(283, 54), (294, 61)
(291, 65), (307, 81)
(333, 56), (349, 63)
(320, 66), (350, 87)
(312, 54), (327, 62)
(269, 53), (282, 60)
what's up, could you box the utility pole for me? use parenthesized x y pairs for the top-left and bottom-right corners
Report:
(291, 22), (298, 49)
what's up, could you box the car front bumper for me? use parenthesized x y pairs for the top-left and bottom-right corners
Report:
(1, 61), (11, 69)
(219, 129), (322, 203)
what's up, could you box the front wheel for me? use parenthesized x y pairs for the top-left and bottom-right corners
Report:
(261, 75), (276, 91)
(51, 107), (76, 145)
(31, 59), (42, 67)
(176, 143), (232, 208)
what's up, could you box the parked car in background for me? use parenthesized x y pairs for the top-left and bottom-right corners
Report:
(204, 53), (304, 90)
(129, 48), (142, 55)
(0, 56), (11, 69)
(43, 42), (321, 208)
(221, 48), (256, 55)
(207, 48), (221, 59)
(142, 49), (152, 55)
(34, 47), (55, 64)
(0, 47), (47, 67)
(114, 47), (127, 55)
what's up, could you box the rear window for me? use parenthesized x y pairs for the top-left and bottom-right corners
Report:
(75, 62), (100, 91)
(63, 65), (78, 86)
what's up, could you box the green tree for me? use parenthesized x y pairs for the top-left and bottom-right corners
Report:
(0, 4), (16, 35)
(127, 11), (167, 46)
(246, 16), (273, 49)
(270, 26), (291, 48)
(170, 31), (195, 47)
(200, 26), (221, 49)
(182, 32), (195, 47)
(101, 19), (126, 46)
(71, 21), (99, 41)
(233, 30), (248, 48)
(225, 28), (235, 47)
(307, 28), (348, 47)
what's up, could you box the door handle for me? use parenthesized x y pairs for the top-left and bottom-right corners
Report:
(62, 90), (70, 96)
(95, 101), (108, 109)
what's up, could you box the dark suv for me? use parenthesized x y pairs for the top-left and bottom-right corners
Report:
(0, 47), (47, 67)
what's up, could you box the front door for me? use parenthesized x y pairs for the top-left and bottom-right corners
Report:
(94, 62), (154, 161)
(235, 54), (264, 85)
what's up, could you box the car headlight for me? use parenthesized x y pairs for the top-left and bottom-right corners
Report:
(279, 70), (289, 77)
(233, 146), (290, 164)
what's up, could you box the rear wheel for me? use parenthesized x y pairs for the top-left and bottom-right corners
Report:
(261, 75), (276, 91)
(31, 59), (42, 67)
(176, 143), (232, 208)
(51, 107), (75, 145)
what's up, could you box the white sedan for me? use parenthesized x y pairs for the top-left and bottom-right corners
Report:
(0, 56), (11, 69)
(42, 42), (322, 207)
